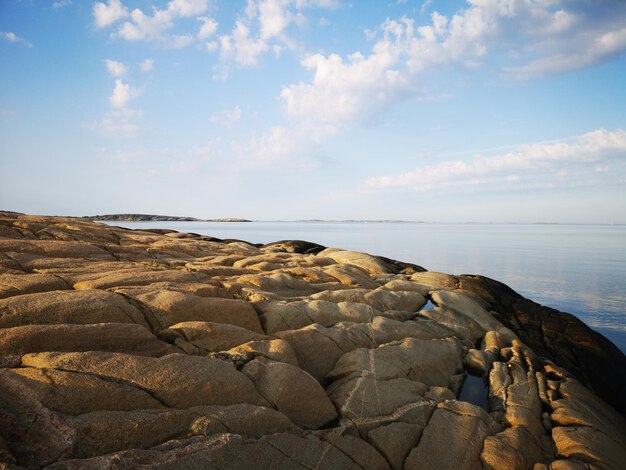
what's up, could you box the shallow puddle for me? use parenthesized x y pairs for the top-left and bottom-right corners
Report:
(458, 373), (489, 410)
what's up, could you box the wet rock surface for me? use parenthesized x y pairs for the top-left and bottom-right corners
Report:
(0, 212), (624, 469)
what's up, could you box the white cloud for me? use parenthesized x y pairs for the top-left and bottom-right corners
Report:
(140, 58), (154, 72)
(219, 21), (268, 66)
(87, 108), (143, 136)
(1, 31), (33, 47)
(109, 79), (143, 107)
(197, 16), (218, 39)
(112, 0), (208, 47)
(104, 59), (127, 77)
(167, 0), (209, 17)
(217, 0), (337, 69)
(210, 105), (241, 128)
(364, 129), (626, 193)
(279, 1), (626, 136)
(93, 0), (128, 28)
(52, 0), (72, 9)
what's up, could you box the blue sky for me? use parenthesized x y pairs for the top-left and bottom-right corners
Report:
(1, 0), (625, 223)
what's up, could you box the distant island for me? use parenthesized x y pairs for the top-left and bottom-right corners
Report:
(84, 214), (252, 222)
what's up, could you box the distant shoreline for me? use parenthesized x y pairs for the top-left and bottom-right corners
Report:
(84, 214), (252, 223)
(75, 213), (626, 225)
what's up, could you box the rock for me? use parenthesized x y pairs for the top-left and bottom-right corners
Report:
(431, 290), (502, 331)
(405, 401), (501, 470)
(457, 274), (626, 416)
(276, 323), (374, 383)
(409, 272), (458, 289)
(317, 248), (394, 274)
(0, 273), (70, 299)
(552, 426), (626, 469)
(0, 370), (75, 467)
(419, 305), (486, 343)
(45, 433), (366, 470)
(72, 269), (205, 290)
(236, 272), (316, 297)
(481, 425), (546, 470)
(243, 358), (338, 429)
(0, 212), (624, 470)
(257, 299), (378, 333)
(20, 351), (270, 409)
(383, 279), (431, 296)
(324, 264), (380, 289)
(327, 373), (430, 420)
(465, 348), (496, 376)
(0, 290), (148, 328)
(328, 337), (465, 390)
(66, 404), (299, 459)
(311, 287), (426, 312)
(0, 323), (178, 356)
(262, 240), (326, 254)
(130, 290), (264, 333)
(158, 321), (266, 353)
(367, 422), (425, 470)
(4, 367), (167, 415)
(227, 338), (299, 366)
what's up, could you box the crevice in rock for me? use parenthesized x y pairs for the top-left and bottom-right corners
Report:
(113, 292), (164, 333)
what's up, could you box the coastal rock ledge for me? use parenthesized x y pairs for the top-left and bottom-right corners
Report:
(0, 211), (624, 470)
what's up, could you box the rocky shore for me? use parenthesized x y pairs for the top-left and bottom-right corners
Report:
(0, 211), (624, 469)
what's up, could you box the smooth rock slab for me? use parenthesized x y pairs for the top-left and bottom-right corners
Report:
(131, 290), (264, 333)
(0, 290), (148, 328)
(0, 323), (178, 356)
(20, 351), (270, 409)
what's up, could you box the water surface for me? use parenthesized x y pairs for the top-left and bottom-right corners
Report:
(105, 221), (626, 352)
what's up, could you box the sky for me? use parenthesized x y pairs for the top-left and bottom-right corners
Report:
(1, 0), (625, 223)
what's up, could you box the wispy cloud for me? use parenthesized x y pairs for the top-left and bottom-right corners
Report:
(140, 58), (154, 72)
(86, 108), (143, 136)
(209, 105), (241, 128)
(363, 129), (626, 193)
(1, 31), (33, 47)
(52, 0), (72, 9)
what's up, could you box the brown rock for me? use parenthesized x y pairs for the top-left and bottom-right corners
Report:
(0, 323), (178, 356)
(131, 290), (264, 333)
(243, 358), (338, 429)
(20, 351), (270, 409)
(0, 290), (148, 328)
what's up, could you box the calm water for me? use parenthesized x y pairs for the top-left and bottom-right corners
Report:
(106, 221), (626, 353)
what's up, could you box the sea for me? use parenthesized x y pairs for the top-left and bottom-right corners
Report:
(105, 221), (626, 354)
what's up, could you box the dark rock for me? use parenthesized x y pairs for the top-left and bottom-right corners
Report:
(457, 274), (626, 416)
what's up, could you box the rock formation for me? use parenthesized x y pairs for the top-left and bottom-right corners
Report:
(0, 211), (624, 469)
